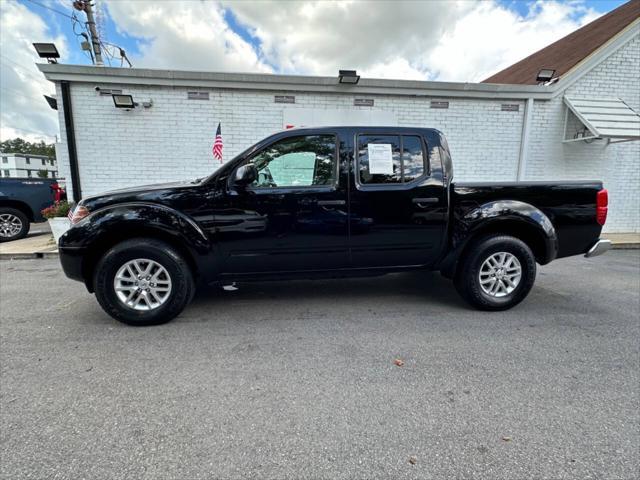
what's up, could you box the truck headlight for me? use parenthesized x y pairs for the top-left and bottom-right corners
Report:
(70, 205), (90, 224)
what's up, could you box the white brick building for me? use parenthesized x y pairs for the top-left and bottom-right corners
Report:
(38, 5), (639, 232)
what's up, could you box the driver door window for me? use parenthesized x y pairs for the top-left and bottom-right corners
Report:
(250, 135), (337, 189)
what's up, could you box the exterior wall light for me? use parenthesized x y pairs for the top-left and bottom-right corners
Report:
(32, 43), (60, 64)
(43, 95), (58, 110)
(339, 70), (360, 84)
(112, 94), (137, 109)
(112, 94), (153, 110)
(536, 69), (556, 82)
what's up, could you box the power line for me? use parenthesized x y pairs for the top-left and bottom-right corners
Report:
(24, 0), (74, 20)
(104, 42), (132, 67)
(24, 0), (131, 68)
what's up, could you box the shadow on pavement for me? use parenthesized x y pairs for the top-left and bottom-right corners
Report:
(189, 270), (466, 311)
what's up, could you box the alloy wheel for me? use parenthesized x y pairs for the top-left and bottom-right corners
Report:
(478, 251), (522, 298)
(113, 258), (173, 311)
(0, 213), (23, 238)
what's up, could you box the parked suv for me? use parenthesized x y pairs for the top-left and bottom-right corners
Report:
(58, 127), (610, 325)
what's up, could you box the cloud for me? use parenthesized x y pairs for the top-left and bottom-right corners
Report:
(222, 0), (468, 78)
(104, 0), (271, 72)
(426, 0), (602, 81)
(0, 1), (66, 142)
(225, 0), (601, 81)
(98, 0), (603, 81)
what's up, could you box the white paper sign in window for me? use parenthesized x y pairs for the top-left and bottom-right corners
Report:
(367, 143), (393, 174)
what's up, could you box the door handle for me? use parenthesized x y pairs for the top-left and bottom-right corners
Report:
(412, 197), (439, 208)
(317, 200), (346, 206)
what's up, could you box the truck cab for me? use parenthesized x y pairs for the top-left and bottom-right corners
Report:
(205, 127), (449, 275)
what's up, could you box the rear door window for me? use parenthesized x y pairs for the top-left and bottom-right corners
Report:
(357, 135), (401, 184)
(401, 136), (425, 182)
(358, 134), (426, 185)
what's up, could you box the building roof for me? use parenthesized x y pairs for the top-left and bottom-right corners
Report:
(0, 152), (53, 159)
(483, 0), (640, 85)
(38, 63), (557, 100)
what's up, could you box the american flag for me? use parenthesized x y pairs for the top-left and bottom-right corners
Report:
(212, 123), (223, 162)
(67, 204), (74, 222)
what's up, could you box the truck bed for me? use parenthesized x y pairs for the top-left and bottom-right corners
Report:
(452, 180), (604, 259)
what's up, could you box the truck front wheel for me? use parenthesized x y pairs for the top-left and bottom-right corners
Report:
(93, 238), (194, 326)
(454, 235), (536, 311)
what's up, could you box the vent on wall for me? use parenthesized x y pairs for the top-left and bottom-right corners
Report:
(501, 104), (520, 112)
(187, 91), (210, 100)
(275, 95), (295, 104)
(98, 88), (122, 96)
(354, 98), (374, 107)
(430, 100), (449, 109)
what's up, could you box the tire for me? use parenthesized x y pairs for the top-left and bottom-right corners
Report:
(454, 235), (536, 311)
(0, 207), (30, 242)
(94, 238), (195, 326)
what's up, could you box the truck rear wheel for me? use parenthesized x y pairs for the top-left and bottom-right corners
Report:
(94, 238), (194, 326)
(0, 207), (29, 242)
(454, 235), (536, 311)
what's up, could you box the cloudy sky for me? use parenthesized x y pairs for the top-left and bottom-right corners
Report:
(0, 0), (626, 143)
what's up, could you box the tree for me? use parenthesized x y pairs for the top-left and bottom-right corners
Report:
(0, 138), (56, 158)
(37, 170), (49, 178)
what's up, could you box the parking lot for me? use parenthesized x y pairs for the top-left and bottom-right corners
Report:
(1, 251), (638, 479)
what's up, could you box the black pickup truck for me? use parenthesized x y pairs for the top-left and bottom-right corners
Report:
(59, 127), (610, 325)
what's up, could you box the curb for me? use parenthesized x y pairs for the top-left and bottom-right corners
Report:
(1, 243), (638, 261)
(611, 243), (640, 250)
(0, 251), (59, 260)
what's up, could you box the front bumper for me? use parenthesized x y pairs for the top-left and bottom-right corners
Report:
(59, 246), (86, 282)
(585, 239), (612, 258)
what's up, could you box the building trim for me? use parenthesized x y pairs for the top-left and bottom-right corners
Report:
(517, 98), (534, 181)
(38, 64), (557, 100)
(0, 153), (54, 159)
(60, 81), (82, 202)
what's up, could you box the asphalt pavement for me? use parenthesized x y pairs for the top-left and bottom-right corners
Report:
(1, 251), (638, 479)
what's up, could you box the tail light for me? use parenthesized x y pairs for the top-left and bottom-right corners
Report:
(70, 205), (90, 224)
(596, 189), (608, 226)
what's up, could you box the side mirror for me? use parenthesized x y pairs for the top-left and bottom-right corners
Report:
(234, 164), (257, 187)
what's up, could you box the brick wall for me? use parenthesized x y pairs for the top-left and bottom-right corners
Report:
(57, 86), (524, 195)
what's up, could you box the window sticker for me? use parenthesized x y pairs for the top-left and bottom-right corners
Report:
(367, 143), (393, 174)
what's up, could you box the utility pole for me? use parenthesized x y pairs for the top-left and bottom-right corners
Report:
(74, 1), (103, 66)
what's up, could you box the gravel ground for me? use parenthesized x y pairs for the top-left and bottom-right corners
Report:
(0, 251), (638, 479)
